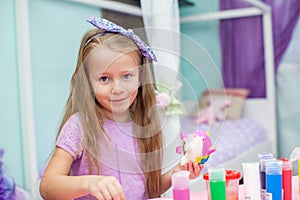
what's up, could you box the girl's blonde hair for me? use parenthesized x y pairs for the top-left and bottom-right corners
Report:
(57, 28), (163, 198)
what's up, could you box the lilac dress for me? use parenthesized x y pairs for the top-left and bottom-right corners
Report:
(56, 113), (148, 200)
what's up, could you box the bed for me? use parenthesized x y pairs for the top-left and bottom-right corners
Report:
(161, 0), (278, 194)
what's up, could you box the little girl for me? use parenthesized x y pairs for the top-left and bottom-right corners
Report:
(39, 17), (203, 200)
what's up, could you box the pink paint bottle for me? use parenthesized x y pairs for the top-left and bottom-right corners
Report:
(279, 158), (292, 200)
(172, 171), (190, 200)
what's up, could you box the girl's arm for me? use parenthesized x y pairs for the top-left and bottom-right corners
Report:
(160, 162), (203, 194)
(39, 147), (125, 200)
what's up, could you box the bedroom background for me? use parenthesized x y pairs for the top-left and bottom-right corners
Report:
(0, 0), (299, 199)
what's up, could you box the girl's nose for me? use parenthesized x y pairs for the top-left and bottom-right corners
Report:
(111, 81), (124, 94)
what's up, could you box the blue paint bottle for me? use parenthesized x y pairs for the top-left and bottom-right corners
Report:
(266, 160), (282, 200)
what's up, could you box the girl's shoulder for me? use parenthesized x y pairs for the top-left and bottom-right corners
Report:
(69, 112), (83, 122)
(56, 112), (84, 160)
(60, 112), (84, 138)
(64, 112), (83, 127)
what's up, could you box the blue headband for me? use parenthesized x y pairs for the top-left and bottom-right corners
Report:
(86, 17), (157, 62)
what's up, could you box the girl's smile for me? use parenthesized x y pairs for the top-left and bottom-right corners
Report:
(109, 96), (130, 107)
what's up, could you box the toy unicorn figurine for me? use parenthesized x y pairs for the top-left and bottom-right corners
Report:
(176, 130), (216, 165)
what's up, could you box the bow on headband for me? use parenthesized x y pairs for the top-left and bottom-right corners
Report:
(86, 17), (157, 62)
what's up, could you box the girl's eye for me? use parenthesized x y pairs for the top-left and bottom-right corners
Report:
(99, 76), (110, 83)
(121, 73), (132, 80)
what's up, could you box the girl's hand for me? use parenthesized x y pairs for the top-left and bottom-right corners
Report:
(85, 176), (126, 200)
(182, 162), (203, 179)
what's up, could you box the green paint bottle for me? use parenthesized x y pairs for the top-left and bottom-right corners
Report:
(209, 168), (226, 200)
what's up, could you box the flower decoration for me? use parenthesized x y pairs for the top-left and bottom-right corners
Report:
(0, 149), (16, 200)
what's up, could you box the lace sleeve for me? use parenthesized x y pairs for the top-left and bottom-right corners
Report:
(56, 113), (84, 160)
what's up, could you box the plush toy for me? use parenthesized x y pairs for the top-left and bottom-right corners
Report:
(176, 130), (216, 165)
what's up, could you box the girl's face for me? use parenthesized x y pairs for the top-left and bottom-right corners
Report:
(87, 46), (140, 122)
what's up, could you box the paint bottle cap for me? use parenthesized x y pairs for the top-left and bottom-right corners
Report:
(258, 152), (273, 160)
(258, 153), (275, 172)
(208, 168), (225, 182)
(266, 160), (282, 175)
(172, 171), (190, 190)
(260, 158), (277, 171)
(279, 158), (292, 170)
